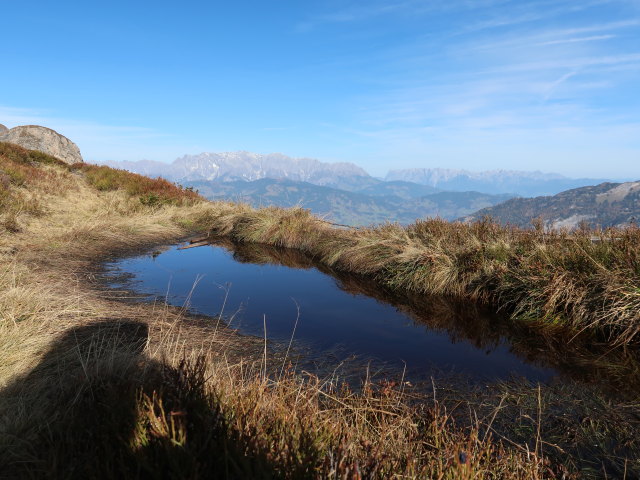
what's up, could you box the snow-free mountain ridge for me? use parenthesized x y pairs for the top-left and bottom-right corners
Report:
(188, 178), (513, 226)
(463, 181), (640, 229)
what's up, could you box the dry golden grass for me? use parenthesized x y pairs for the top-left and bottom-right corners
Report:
(0, 149), (219, 381)
(1, 142), (638, 478)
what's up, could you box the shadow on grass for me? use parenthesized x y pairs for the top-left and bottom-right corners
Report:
(0, 321), (276, 479)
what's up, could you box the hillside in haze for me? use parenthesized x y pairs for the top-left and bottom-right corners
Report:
(356, 181), (440, 199)
(386, 168), (608, 197)
(187, 178), (513, 226)
(463, 181), (640, 229)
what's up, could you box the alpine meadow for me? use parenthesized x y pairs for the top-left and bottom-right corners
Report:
(1, 1), (640, 479)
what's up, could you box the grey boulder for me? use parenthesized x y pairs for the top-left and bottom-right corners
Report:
(0, 125), (83, 165)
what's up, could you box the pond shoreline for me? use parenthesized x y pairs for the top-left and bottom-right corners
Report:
(102, 236), (640, 401)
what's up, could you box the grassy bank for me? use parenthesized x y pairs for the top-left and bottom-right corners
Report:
(198, 204), (640, 346)
(218, 239), (640, 395)
(1, 142), (639, 478)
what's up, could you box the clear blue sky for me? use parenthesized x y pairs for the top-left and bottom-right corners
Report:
(1, 0), (639, 178)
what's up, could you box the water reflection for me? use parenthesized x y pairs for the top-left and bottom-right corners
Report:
(220, 239), (640, 394)
(106, 238), (640, 394)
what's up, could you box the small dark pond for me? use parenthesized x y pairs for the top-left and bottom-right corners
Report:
(105, 240), (640, 390)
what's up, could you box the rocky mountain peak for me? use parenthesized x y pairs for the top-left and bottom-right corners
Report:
(0, 124), (8, 134)
(106, 151), (375, 191)
(0, 125), (83, 165)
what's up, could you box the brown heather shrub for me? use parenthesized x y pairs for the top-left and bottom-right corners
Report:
(73, 163), (203, 207)
(0, 143), (78, 231)
(0, 141), (69, 169)
(0, 142), (72, 193)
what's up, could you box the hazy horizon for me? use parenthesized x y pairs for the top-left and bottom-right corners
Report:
(2, 0), (639, 179)
(99, 151), (630, 181)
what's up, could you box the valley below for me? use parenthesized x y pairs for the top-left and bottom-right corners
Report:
(186, 178), (514, 225)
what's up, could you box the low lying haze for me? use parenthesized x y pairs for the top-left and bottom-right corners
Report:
(1, 0), (639, 178)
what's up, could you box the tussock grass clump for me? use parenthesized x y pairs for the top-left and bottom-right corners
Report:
(201, 207), (640, 345)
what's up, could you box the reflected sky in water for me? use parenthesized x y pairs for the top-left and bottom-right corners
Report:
(107, 243), (554, 383)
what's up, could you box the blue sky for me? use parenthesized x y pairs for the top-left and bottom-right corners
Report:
(1, 0), (639, 178)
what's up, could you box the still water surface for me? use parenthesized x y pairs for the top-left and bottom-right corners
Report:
(106, 240), (558, 383)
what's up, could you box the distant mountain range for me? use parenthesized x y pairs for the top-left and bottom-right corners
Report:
(101, 151), (622, 226)
(187, 178), (513, 226)
(463, 181), (640, 229)
(104, 152), (376, 191)
(103, 152), (609, 198)
(385, 168), (608, 197)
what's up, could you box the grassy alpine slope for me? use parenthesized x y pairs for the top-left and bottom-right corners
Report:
(1, 141), (639, 478)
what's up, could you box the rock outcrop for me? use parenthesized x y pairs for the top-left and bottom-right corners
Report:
(0, 124), (8, 134)
(0, 125), (83, 165)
